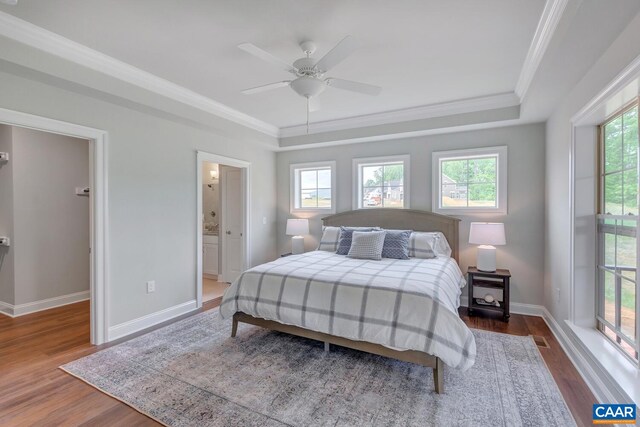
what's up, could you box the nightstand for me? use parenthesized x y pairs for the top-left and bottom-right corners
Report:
(467, 267), (511, 321)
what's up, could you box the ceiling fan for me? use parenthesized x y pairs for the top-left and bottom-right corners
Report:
(238, 36), (381, 129)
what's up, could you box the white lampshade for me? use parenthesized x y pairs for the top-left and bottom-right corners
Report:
(469, 223), (506, 246)
(286, 219), (309, 236)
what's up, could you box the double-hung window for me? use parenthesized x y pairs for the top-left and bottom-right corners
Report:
(597, 102), (639, 362)
(432, 146), (507, 214)
(353, 155), (410, 209)
(290, 161), (336, 213)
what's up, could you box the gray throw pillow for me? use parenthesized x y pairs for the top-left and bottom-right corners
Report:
(336, 226), (380, 255)
(381, 230), (412, 259)
(347, 230), (387, 260)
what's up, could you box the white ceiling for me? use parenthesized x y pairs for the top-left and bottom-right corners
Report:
(0, 0), (545, 129)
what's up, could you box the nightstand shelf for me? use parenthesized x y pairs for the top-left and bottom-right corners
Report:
(467, 267), (511, 322)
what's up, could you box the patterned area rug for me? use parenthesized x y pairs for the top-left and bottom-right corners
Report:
(61, 310), (575, 426)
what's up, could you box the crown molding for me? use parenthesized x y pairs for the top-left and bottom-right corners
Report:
(278, 92), (520, 138)
(276, 119), (525, 152)
(0, 4), (561, 144)
(515, 0), (571, 101)
(0, 10), (279, 137)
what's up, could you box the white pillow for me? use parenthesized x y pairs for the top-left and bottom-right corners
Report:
(317, 226), (341, 252)
(429, 232), (452, 257)
(408, 232), (453, 258)
(408, 232), (437, 259)
(347, 230), (386, 260)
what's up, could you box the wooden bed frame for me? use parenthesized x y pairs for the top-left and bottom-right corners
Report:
(231, 209), (461, 394)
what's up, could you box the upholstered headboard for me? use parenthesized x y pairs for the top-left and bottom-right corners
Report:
(321, 209), (461, 262)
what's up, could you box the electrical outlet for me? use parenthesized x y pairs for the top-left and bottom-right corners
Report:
(147, 280), (156, 293)
(556, 287), (561, 302)
(263, 216), (267, 225)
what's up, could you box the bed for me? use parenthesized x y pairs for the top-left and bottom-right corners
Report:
(219, 209), (476, 394)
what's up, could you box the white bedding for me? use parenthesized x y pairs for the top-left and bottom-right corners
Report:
(219, 251), (476, 370)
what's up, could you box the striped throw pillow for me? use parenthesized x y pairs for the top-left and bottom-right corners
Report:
(408, 232), (438, 259)
(317, 226), (341, 252)
(347, 231), (386, 260)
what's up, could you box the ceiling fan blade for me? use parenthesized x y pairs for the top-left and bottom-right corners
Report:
(314, 35), (358, 73)
(241, 81), (291, 95)
(326, 78), (381, 96)
(308, 97), (321, 112)
(238, 43), (297, 74)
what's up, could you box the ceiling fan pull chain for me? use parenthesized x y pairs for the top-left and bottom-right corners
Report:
(306, 97), (310, 135)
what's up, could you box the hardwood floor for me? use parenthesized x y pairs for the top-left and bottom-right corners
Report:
(0, 302), (595, 426)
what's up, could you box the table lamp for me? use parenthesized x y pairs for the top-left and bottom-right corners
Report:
(286, 218), (309, 255)
(468, 222), (506, 272)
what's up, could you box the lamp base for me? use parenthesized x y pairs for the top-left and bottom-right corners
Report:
(291, 236), (305, 255)
(476, 245), (497, 272)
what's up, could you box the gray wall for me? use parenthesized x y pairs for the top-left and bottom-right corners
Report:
(10, 127), (90, 305)
(0, 67), (278, 326)
(0, 125), (15, 305)
(276, 123), (546, 306)
(545, 13), (640, 327)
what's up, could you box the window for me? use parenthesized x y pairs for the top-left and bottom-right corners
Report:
(432, 146), (507, 214)
(353, 155), (410, 209)
(597, 102), (639, 363)
(290, 161), (336, 213)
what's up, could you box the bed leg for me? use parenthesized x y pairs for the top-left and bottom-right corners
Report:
(231, 315), (238, 338)
(433, 357), (443, 394)
(324, 342), (330, 352)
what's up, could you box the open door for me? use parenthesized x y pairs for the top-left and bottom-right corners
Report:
(220, 165), (243, 283)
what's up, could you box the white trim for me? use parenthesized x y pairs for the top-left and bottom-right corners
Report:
(352, 155), (411, 210)
(280, 93), (520, 138)
(196, 151), (251, 308)
(289, 161), (337, 214)
(572, 53), (640, 125)
(0, 11), (278, 138)
(107, 300), (197, 341)
(0, 300), (14, 317)
(515, 0), (570, 100)
(432, 146), (508, 215)
(0, 291), (90, 318)
(0, 107), (109, 345)
(276, 119), (525, 152)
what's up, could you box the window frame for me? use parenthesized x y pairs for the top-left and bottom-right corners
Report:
(432, 146), (508, 215)
(596, 100), (639, 364)
(352, 155), (410, 210)
(290, 161), (336, 214)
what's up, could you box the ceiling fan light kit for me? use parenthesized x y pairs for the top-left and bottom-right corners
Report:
(238, 36), (381, 132)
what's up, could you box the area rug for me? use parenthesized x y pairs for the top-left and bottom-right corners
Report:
(61, 310), (575, 426)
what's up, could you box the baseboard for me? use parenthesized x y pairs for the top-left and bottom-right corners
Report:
(0, 290), (90, 317)
(0, 300), (14, 317)
(108, 300), (198, 342)
(459, 295), (546, 316)
(540, 308), (624, 404)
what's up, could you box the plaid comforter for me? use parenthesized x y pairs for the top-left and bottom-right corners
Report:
(219, 251), (476, 370)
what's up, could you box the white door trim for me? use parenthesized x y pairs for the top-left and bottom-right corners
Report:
(0, 107), (109, 345)
(196, 151), (251, 308)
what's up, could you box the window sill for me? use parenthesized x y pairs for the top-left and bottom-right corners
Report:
(566, 321), (640, 404)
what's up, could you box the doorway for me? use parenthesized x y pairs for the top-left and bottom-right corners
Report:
(196, 152), (250, 308)
(0, 107), (108, 345)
